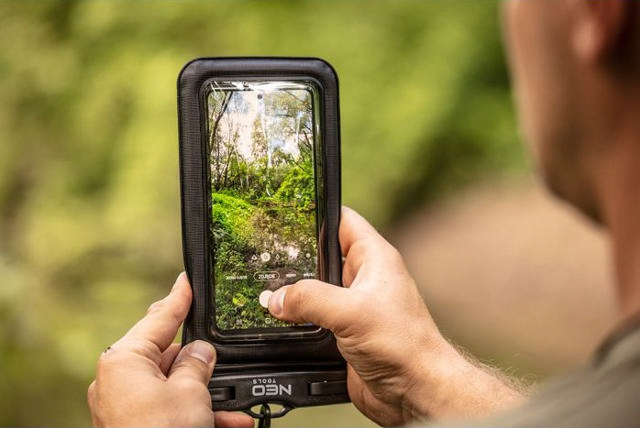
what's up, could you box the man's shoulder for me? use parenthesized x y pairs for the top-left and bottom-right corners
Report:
(483, 362), (640, 427)
(419, 323), (640, 428)
(479, 322), (640, 427)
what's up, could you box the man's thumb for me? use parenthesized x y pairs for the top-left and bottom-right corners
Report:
(268, 280), (350, 333)
(168, 340), (216, 385)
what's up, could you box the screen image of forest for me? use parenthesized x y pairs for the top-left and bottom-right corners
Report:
(208, 82), (318, 331)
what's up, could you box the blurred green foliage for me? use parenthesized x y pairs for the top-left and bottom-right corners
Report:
(0, 1), (524, 426)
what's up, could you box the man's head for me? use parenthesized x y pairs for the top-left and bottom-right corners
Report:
(502, 0), (640, 223)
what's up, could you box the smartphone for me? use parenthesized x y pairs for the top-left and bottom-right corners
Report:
(207, 80), (321, 339)
(178, 58), (347, 417)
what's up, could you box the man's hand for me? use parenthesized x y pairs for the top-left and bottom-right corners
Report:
(88, 273), (254, 428)
(268, 207), (524, 426)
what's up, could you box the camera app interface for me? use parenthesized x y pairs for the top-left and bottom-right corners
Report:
(207, 81), (318, 332)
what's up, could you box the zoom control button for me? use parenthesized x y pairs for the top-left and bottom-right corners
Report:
(309, 380), (347, 396)
(254, 271), (279, 281)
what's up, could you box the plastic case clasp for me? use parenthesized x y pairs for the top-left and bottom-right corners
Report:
(209, 367), (348, 418)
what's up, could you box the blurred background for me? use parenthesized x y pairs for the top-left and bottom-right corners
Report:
(0, 1), (617, 426)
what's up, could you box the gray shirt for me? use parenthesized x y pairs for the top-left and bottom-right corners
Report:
(472, 319), (640, 427)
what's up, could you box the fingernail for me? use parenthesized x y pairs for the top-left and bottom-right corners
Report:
(172, 272), (186, 292)
(269, 288), (286, 316)
(187, 340), (215, 365)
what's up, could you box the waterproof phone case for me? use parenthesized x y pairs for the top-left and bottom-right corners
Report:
(178, 58), (347, 419)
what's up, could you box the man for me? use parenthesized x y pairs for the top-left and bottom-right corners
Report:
(88, 1), (640, 426)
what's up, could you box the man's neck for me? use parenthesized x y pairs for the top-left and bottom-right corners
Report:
(598, 119), (640, 324)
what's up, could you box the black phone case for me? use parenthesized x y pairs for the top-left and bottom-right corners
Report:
(177, 57), (347, 417)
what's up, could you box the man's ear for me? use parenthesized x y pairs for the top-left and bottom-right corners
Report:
(571, 0), (629, 64)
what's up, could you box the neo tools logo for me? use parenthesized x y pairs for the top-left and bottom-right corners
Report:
(250, 379), (292, 397)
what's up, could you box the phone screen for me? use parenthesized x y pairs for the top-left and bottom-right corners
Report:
(206, 80), (319, 334)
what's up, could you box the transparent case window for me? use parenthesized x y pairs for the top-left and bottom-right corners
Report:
(205, 80), (322, 338)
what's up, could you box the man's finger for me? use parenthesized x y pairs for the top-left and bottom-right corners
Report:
(339, 207), (397, 286)
(268, 280), (358, 333)
(87, 380), (96, 411)
(159, 343), (182, 375)
(339, 206), (383, 255)
(215, 411), (255, 428)
(168, 340), (216, 386)
(118, 273), (192, 354)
